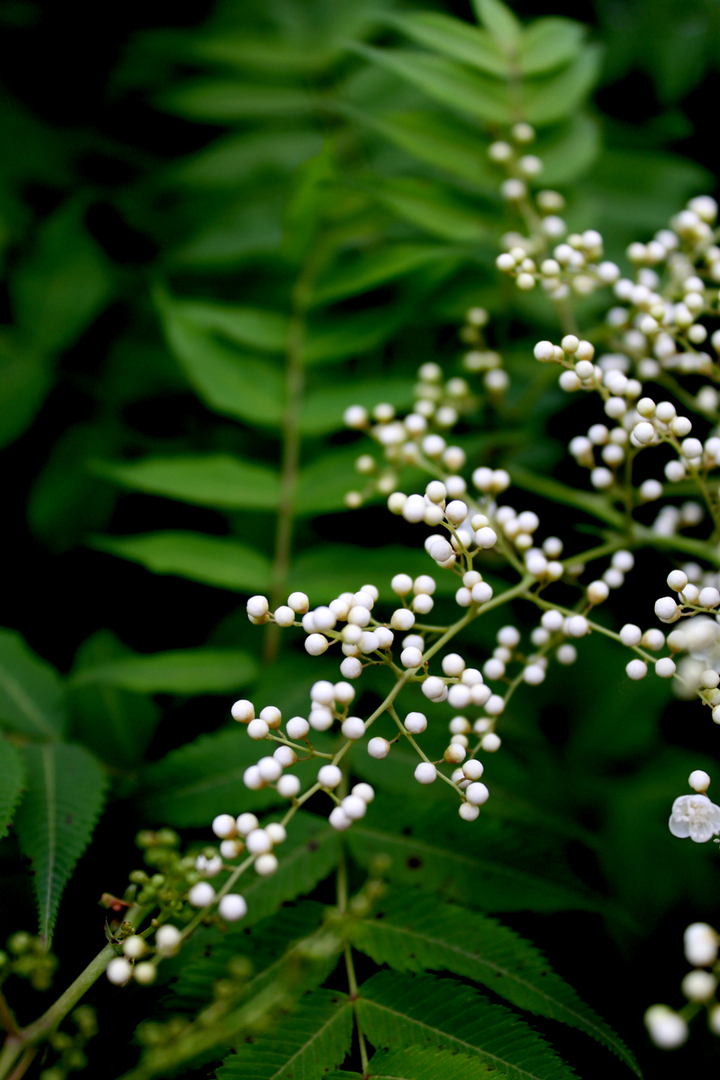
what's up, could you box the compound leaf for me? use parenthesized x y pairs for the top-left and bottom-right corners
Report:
(93, 456), (280, 511)
(385, 12), (508, 76)
(0, 628), (65, 740)
(69, 648), (257, 695)
(14, 742), (107, 943)
(0, 737), (24, 839)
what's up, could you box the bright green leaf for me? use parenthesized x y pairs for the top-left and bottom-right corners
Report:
(14, 742), (107, 943)
(91, 532), (272, 593)
(303, 305), (406, 365)
(349, 889), (639, 1076)
(350, 44), (512, 125)
(385, 12), (508, 76)
(521, 47), (603, 126)
(157, 81), (317, 121)
(519, 18), (586, 75)
(0, 737), (24, 839)
(535, 115), (601, 186)
(0, 628), (65, 740)
(311, 243), (460, 307)
(163, 298), (288, 353)
(301, 379), (414, 435)
(365, 177), (489, 242)
(216, 988), (353, 1080)
(358, 971), (577, 1080)
(473, 0), (522, 52)
(69, 648), (257, 695)
(93, 456), (280, 511)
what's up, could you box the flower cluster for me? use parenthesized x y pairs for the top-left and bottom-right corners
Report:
(645, 918), (720, 1049)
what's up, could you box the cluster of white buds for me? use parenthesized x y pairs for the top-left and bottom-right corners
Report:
(645, 912), (720, 1049)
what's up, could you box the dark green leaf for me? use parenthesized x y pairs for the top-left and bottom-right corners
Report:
(91, 532), (271, 593)
(10, 200), (113, 351)
(358, 971), (577, 1080)
(169, 130), (325, 189)
(349, 889), (639, 1075)
(288, 543), (460, 601)
(364, 177), (489, 242)
(93, 456), (280, 511)
(69, 648), (257, 695)
(519, 18), (586, 75)
(0, 332), (51, 451)
(0, 737), (24, 839)
(14, 742), (107, 942)
(534, 115), (600, 186)
(303, 305), (406, 365)
(366, 1046), (503, 1080)
(0, 628), (65, 740)
(170, 195), (283, 268)
(157, 81), (317, 121)
(311, 243), (460, 306)
(385, 12), (508, 76)
(66, 632), (160, 768)
(283, 142), (337, 261)
(350, 45), (512, 125)
(163, 297), (289, 353)
(216, 988), (353, 1079)
(342, 107), (498, 189)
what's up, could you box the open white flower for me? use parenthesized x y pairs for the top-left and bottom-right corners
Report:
(669, 794), (720, 842)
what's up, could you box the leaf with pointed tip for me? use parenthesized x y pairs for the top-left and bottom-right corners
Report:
(0, 628), (65, 740)
(383, 12), (508, 75)
(519, 18), (586, 74)
(340, 106), (498, 189)
(69, 648), (257, 695)
(91, 532), (271, 593)
(349, 889), (639, 1076)
(521, 47), (603, 125)
(0, 737), (24, 839)
(216, 988), (353, 1079)
(367, 1046), (504, 1080)
(93, 456), (280, 511)
(303, 305), (406, 365)
(472, 0), (522, 51)
(169, 130), (325, 189)
(163, 298), (289, 353)
(357, 971), (577, 1080)
(350, 44), (512, 125)
(364, 177), (489, 242)
(311, 242), (460, 307)
(14, 743), (107, 943)
(157, 81), (317, 121)
(157, 296), (285, 426)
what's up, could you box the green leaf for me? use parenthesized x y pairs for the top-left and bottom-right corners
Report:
(349, 889), (639, 1076)
(364, 177), (489, 242)
(69, 648), (257, 695)
(0, 737), (24, 839)
(521, 47), (603, 126)
(167, 900), (329, 1013)
(303, 305), (406, 365)
(66, 632), (160, 769)
(93, 456), (280, 511)
(10, 200), (113, 351)
(358, 971), (577, 1080)
(157, 294), (285, 426)
(350, 45), (512, 125)
(311, 243), (460, 307)
(0, 332), (52, 451)
(534, 115), (600, 186)
(0, 628), (65, 740)
(508, 464), (623, 528)
(473, 0), (522, 52)
(139, 728), (280, 825)
(157, 81), (317, 121)
(283, 142), (337, 261)
(170, 130), (325, 189)
(301, 379), (415, 436)
(343, 107), (498, 189)
(163, 298), (289, 353)
(519, 18), (586, 75)
(367, 1046), (504, 1080)
(385, 12), (508, 76)
(170, 195), (283, 268)
(14, 742), (107, 943)
(90, 532), (272, 593)
(288, 544), (460, 601)
(216, 988), (353, 1080)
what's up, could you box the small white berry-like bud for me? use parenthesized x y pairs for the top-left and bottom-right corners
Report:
(541, 609), (564, 632)
(344, 405), (369, 428)
(682, 969), (717, 1001)
(481, 732), (501, 752)
(471, 582), (493, 604)
(329, 806), (352, 831)
(156, 925), (182, 955)
(368, 737), (390, 759)
(689, 769), (711, 793)
(340, 657), (362, 679)
(218, 894), (247, 922)
(644, 1005), (687, 1049)
(287, 592), (309, 613)
(341, 794), (367, 821)
(619, 624), (642, 646)
(444, 743), (465, 764)
(341, 716), (366, 740)
(247, 719), (269, 740)
(699, 587), (720, 608)
(123, 935), (146, 959)
(391, 608), (415, 631)
(463, 759), (484, 780)
(255, 853), (279, 876)
(533, 340), (555, 362)
(442, 653), (465, 676)
(277, 774), (301, 798)
(231, 699), (254, 723)
(246, 828), (272, 854)
(106, 958), (133, 985)
(404, 711), (427, 734)
(189, 882), (216, 908)
(257, 756), (282, 782)
(235, 812), (259, 836)
(523, 664), (546, 685)
(286, 716), (310, 740)
(352, 782), (375, 803)
(212, 814), (236, 839)
(566, 615), (589, 638)
(266, 823), (286, 845)
(317, 764), (342, 789)
(626, 659), (647, 680)
(587, 581), (609, 605)
(465, 782), (489, 805)
(684, 922), (719, 966)
(414, 762), (437, 784)
(654, 597), (678, 622)
(422, 676), (447, 701)
(305, 634), (329, 656)
(445, 500), (468, 524)
(655, 657), (676, 678)
(246, 596), (268, 619)
(134, 962), (157, 985)
(401, 646), (423, 668)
